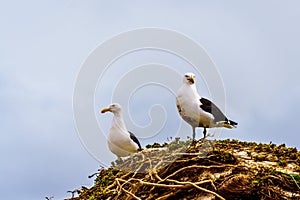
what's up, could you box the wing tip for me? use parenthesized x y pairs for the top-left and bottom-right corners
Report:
(229, 120), (238, 126)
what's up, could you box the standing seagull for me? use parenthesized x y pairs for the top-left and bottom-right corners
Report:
(176, 72), (238, 140)
(101, 103), (142, 157)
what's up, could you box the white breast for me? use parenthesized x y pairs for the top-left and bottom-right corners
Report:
(108, 125), (139, 157)
(176, 84), (214, 127)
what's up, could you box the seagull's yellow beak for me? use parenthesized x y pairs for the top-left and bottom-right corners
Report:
(100, 107), (111, 113)
(188, 76), (195, 84)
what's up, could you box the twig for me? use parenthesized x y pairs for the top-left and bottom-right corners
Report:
(102, 181), (116, 193)
(175, 152), (210, 156)
(168, 179), (225, 200)
(115, 178), (123, 195)
(147, 165), (164, 197)
(153, 170), (163, 181)
(119, 178), (186, 188)
(163, 164), (229, 181)
(156, 192), (175, 200)
(102, 171), (133, 195)
(67, 190), (79, 198)
(121, 171), (134, 179)
(115, 177), (141, 200)
(120, 187), (142, 200)
(152, 159), (164, 181)
(88, 166), (104, 178)
(88, 172), (99, 179)
(120, 176), (224, 199)
(154, 159), (163, 169)
(290, 174), (300, 190)
(132, 153), (146, 177)
(166, 179), (213, 186)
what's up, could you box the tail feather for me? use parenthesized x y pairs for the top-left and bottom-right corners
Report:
(216, 120), (238, 129)
(229, 120), (238, 126)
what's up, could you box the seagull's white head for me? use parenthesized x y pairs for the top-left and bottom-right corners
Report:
(101, 103), (122, 114)
(183, 72), (195, 85)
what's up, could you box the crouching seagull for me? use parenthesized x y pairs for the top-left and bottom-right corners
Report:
(101, 103), (142, 157)
(176, 72), (238, 140)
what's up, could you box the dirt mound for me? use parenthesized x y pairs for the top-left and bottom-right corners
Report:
(68, 139), (300, 200)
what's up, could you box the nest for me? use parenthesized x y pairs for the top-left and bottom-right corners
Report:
(70, 139), (300, 200)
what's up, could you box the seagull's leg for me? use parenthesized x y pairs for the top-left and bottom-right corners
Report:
(190, 127), (197, 145)
(198, 128), (207, 143)
(192, 127), (196, 140)
(203, 127), (207, 138)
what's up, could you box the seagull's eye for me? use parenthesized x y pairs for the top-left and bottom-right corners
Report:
(185, 75), (189, 77)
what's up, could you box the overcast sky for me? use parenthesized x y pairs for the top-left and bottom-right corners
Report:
(1, 1), (300, 199)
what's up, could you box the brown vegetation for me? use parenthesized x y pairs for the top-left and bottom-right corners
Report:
(68, 139), (300, 200)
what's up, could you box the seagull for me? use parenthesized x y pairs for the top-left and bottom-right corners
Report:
(101, 103), (142, 157)
(176, 72), (238, 140)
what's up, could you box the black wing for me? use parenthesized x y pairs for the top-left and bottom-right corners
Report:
(128, 131), (142, 150)
(200, 98), (228, 123)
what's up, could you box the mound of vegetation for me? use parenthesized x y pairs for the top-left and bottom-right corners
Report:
(67, 139), (300, 200)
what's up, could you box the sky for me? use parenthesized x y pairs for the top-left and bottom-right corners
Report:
(1, 1), (300, 199)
